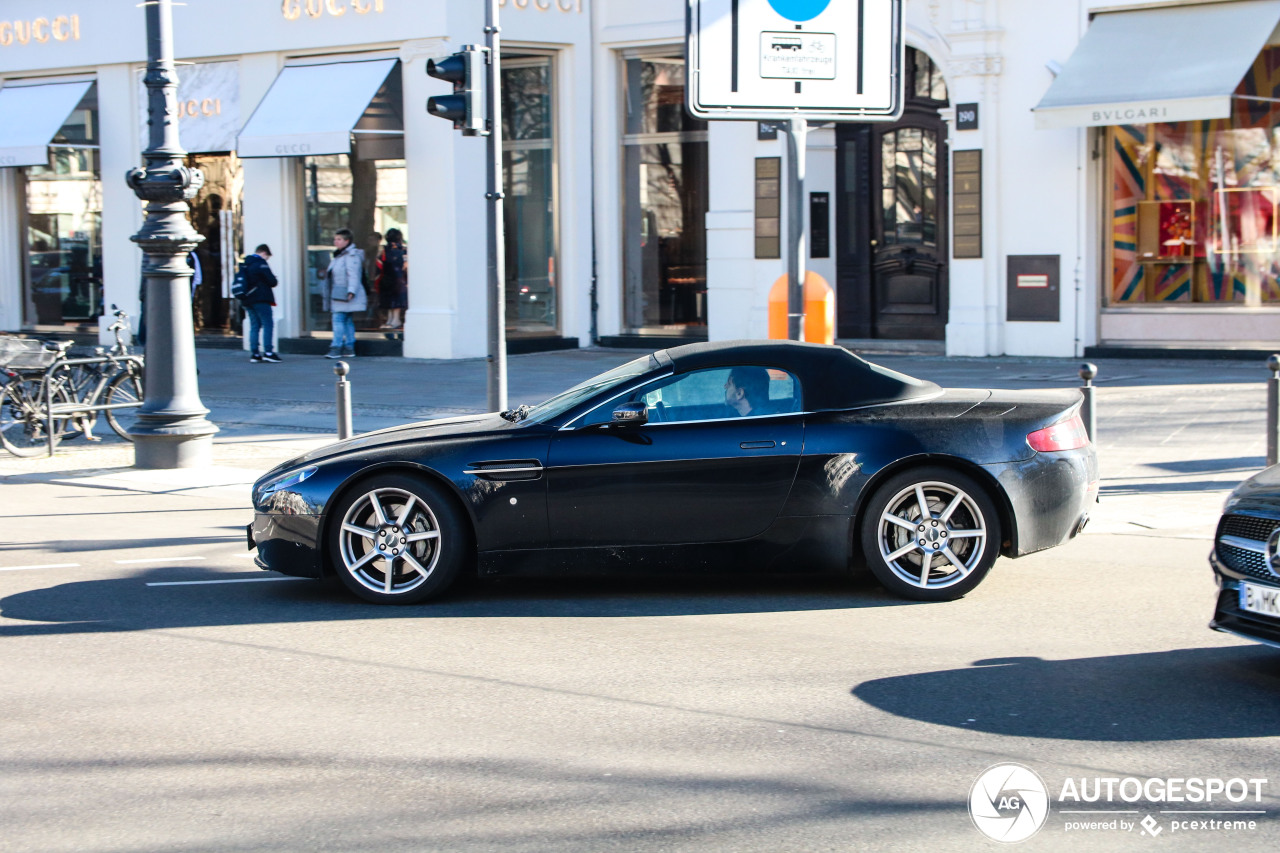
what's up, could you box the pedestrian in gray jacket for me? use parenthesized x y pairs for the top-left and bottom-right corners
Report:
(324, 228), (367, 358)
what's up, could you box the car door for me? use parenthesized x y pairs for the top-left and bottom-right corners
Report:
(546, 366), (804, 547)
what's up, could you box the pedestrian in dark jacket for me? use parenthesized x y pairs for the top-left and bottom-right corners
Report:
(241, 244), (280, 363)
(377, 227), (408, 330)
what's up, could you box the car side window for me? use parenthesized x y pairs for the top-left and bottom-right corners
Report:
(580, 366), (801, 426)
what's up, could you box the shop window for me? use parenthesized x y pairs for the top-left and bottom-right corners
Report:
(503, 54), (558, 337)
(1107, 46), (1280, 306)
(23, 85), (102, 326)
(302, 154), (407, 333)
(622, 55), (709, 335)
(296, 62), (404, 334)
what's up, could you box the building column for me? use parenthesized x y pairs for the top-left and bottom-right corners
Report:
(943, 21), (1003, 357)
(0, 166), (20, 331)
(238, 52), (299, 345)
(98, 63), (146, 343)
(706, 120), (761, 341)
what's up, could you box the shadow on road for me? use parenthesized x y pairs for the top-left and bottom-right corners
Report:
(853, 649), (1280, 741)
(1146, 456), (1264, 475)
(0, 571), (912, 635)
(1100, 479), (1238, 496)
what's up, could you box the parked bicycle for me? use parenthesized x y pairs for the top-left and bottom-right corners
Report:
(0, 307), (145, 457)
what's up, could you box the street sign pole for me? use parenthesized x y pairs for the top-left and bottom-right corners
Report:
(485, 0), (508, 412)
(686, 0), (903, 342)
(785, 118), (808, 342)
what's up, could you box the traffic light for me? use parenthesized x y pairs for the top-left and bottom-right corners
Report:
(426, 45), (486, 136)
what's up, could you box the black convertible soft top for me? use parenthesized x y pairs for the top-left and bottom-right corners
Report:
(659, 340), (940, 411)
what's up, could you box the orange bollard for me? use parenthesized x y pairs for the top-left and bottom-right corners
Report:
(768, 272), (834, 344)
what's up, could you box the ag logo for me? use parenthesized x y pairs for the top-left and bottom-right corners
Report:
(969, 763), (1050, 843)
(766, 0), (831, 22)
(1267, 527), (1280, 578)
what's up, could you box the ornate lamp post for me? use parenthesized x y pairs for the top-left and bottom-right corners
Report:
(126, 0), (217, 468)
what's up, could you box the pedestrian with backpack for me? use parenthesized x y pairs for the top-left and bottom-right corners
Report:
(324, 228), (367, 358)
(235, 244), (280, 363)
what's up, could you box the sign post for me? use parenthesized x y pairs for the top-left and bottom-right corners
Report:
(785, 118), (808, 341)
(687, 0), (903, 340)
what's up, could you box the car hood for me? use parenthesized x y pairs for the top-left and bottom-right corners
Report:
(291, 412), (513, 465)
(1227, 464), (1280, 516)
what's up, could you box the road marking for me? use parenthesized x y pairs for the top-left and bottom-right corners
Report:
(146, 577), (306, 587)
(0, 563), (80, 572)
(115, 556), (208, 564)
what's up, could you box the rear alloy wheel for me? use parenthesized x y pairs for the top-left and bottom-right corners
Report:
(860, 466), (1000, 601)
(328, 473), (467, 604)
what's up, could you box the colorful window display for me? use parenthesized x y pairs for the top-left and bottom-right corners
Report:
(1108, 47), (1280, 305)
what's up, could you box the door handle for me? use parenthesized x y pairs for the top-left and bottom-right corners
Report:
(740, 440), (775, 449)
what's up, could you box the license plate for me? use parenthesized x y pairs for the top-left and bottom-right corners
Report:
(1240, 581), (1280, 619)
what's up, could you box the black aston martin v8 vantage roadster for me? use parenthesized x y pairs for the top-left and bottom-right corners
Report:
(248, 341), (1098, 603)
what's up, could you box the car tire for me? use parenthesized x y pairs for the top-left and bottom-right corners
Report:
(327, 472), (469, 605)
(859, 465), (1000, 602)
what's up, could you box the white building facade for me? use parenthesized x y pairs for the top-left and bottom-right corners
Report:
(0, 0), (1276, 359)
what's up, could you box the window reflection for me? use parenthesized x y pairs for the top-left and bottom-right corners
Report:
(881, 128), (938, 247)
(24, 85), (102, 326)
(622, 57), (709, 334)
(503, 55), (558, 336)
(302, 154), (407, 332)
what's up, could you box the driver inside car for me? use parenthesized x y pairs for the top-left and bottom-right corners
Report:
(724, 366), (771, 417)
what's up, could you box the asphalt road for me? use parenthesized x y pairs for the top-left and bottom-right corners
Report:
(1, 350), (1278, 851)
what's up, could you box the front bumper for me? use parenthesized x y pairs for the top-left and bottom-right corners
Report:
(1210, 549), (1280, 650)
(249, 510), (324, 579)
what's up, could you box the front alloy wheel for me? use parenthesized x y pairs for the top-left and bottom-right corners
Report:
(860, 466), (1000, 601)
(328, 473), (467, 604)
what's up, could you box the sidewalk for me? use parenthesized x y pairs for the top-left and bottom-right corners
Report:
(2, 344), (1271, 543)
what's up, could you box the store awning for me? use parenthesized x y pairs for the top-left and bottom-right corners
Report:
(1033, 0), (1280, 130)
(237, 58), (398, 158)
(0, 79), (94, 167)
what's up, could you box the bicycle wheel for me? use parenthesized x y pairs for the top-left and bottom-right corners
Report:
(0, 379), (61, 456)
(104, 371), (144, 441)
(62, 364), (101, 438)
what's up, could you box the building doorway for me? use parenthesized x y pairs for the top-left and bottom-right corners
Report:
(186, 153), (242, 335)
(836, 48), (950, 340)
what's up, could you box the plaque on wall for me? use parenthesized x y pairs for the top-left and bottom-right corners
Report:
(953, 150), (982, 259)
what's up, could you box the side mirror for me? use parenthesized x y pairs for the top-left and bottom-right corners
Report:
(611, 401), (648, 426)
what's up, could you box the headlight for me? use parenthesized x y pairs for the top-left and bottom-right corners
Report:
(258, 466), (317, 496)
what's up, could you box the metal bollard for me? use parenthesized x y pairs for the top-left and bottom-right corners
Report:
(1267, 354), (1280, 467)
(335, 361), (353, 441)
(1079, 363), (1097, 445)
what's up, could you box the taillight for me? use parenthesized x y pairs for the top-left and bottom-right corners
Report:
(1027, 414), (1089, 452)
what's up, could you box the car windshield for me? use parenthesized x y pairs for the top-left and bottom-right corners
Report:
(522, 354), (661, 424)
